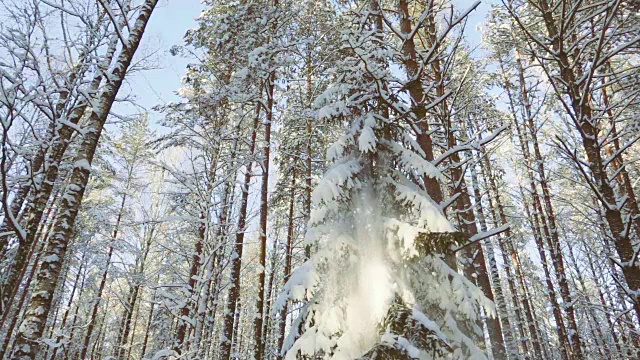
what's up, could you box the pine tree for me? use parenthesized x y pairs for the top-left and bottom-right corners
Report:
(277, 2), (493, 358)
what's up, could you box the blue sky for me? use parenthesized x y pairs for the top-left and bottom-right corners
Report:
(116, 0), (204, 124)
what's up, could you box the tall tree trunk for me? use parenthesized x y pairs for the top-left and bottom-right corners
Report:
(454, 174), (505, 357)
(499, 53), (570, 359)
(601, 81), (640, 240)
(220, 104), (261, 360)
(513, 45), (582, 356)
(519, 185), (569, 360)
(10, 3), (158, 357)
(203, 142), (238, 355)
(435, 42), (506, 360)
(398, 0), (444, 205)
(48, 259), (85, 360)
(481, 153), (543, 358)
(117, 225), (154, 359)
(0, 238), (46, 359)
(262, 238), (279, 356)
(125, 298), (141, 360)
(535, 0), (640, 328)
(564, 236), (606, 358)
(583, 242), (623, 355)
(90, 296), (111, 359)
(398, 1), (503, 354)
(0, 208), (50, 332)
(254, 59), (274, 360)
(140, 295), (156, 360)
(197, 127), (238, 356)
(304, 46), (313, 260)
(62, 272), (88, 360)
(116, 284), (141, 360)
(0, 35), (119, 314)
(0, 41), (98, 259)
(173, 211), (205, 353)
(80, 187), (130, 359)
(469, 152), (516, 358)
(277, 172), (296, 358)
(0, 159), (38, 261)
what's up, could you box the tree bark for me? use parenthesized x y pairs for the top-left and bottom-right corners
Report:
(519, 185), (570, 360)
(116, 282), (141, 359)
(140, 295), (156, 360)
(173, 211), (205, 353)
(499, 52), (570, 359)
(513, 45), (582, 356)
(0, 33), (120, 314)
(398, 0), (444, 205)
(277, 172), (296, 358)
(481, 153), (543, 358)
(220, 104), (261, 360)
(254, 60), (274, 360)
(532, 0), (640, 328)
(10, 2), (158, 357)
(48, 259), (84, 360)
(469, 151), (516, 358)
(79, 191), (127, 359)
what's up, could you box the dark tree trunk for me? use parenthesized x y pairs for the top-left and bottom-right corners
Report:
(220, 104), (261, 360)
(173, 213), (204, 353)
(277, 173), (296, 358)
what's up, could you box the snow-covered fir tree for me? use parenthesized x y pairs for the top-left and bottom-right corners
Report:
(276, 2), (494, 359)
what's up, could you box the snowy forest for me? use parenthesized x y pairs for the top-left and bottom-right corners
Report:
(0, 0), (639, 359)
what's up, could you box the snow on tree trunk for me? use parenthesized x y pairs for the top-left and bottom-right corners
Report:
(276, 2), (494, 359)
(10, 2), (158, 357)
(509, 0), (640, 333)
(0, 26), (120, 316)
(220, 106), (260, 360)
